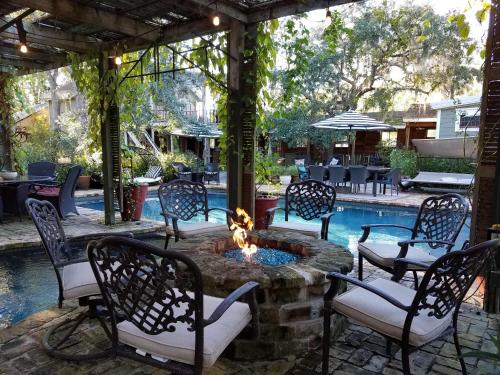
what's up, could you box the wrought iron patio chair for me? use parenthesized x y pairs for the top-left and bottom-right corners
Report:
(172, 162), (193, 181)
(88, 236), (259, 375)
(29, 165), (82, 218)
(322, 238), (500, 375)
(378, 167), (401, 196)
(265, 180), (336, 240)
(308, 165), (326, 181)
(25, 198), (133, 360)
(328, 165), (346, 187)
(158, 180), (233, 249)
(28, 161), (56, 179)
(204, 162), (220, 184)
(358, 193), (469, 287)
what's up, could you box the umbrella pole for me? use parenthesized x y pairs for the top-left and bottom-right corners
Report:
(351, 131), (356, 165)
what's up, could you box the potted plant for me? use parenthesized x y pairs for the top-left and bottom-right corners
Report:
(254, 152), (280, 230)
(74, 156), (91, 190)
(121, 178), (149, 222)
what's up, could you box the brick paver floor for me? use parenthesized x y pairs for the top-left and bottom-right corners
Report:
(0, 260), (497, 375)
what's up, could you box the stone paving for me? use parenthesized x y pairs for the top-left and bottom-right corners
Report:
(0, 206), (163, 252)
(0, 259), (497, 375)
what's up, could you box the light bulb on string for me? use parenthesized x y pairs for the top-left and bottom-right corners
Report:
(212, 14), (220, 26)
(19, 43), (28, 53)
(114, 55), (122, 66)
(325, 9), (332, 27)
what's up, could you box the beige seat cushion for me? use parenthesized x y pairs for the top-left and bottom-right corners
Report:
(166, 221), (228, 238)
(117, 291), (251, 367)
(268, 221), (321, 239)
(62, 261), (100, 299)
(358, 242), (436, 268)
(333, 278), (452, 347)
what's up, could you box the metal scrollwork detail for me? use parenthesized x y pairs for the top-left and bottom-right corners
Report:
(158, 180), (207, 221)
(91, 240), (196, 334)
(416, 194), (469, 249)
(286, 180), (336, 221)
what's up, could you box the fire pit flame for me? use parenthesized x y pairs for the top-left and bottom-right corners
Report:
(230, 208), (257, 260)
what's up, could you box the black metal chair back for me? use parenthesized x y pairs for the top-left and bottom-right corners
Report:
(408, 239), (499, 324)
(385, 168), (401, 186)
(87, 236), (205, 370)
(328, 166), (346, 185)
(28, 161), (56, 177)
(412, 194), (469, 250)
(25, 198), (68, 305)
(158, 179), (209, 222)
(308, 166), (326, 181)
(285, 180), (336, 221)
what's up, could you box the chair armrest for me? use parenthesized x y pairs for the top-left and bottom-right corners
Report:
(265, 207), (284, 228)
(204, 281), (259, 326)
(320, 211), (335, 240)
(359, 224), (413, 243)
(392, 257), (435, 283)
(321, 211), (335, 222)
(325, 272), (410, 311)
(30, 182), (62, 192)
(207, 207), (233, 228)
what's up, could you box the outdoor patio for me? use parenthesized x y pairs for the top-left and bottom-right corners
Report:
(0, 261), (497, 375)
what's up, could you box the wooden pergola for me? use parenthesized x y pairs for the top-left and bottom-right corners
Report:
(0, 0), (356, 225)
(0, 0), (499, 254)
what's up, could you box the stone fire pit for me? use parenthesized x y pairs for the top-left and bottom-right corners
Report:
(169, 229), (353, 359)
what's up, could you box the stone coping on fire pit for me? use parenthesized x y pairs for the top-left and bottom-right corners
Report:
(169, 229), (354, 293)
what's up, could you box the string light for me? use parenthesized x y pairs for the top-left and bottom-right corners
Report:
(212, 14), (220, 26)
(325, 9), (332, 27)
(16, 20), (28, 53)
(114, 55), (122, 65)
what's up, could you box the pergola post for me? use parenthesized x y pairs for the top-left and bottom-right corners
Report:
(0, 73), (14, 171)
(99, 52), (121, 225)
(226, 20), (258, 217)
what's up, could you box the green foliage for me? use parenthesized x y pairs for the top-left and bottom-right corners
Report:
(390, 149), (418, 177)
(55, 164), (71, 184)
(376, 140), (395, 166)
(157, 151), (201, 178)
(255, 151), (280, 194)
(418, 157), (475, 174)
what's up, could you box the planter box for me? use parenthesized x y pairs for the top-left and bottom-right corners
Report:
(77, 175), (91, 190)
(254, 195), (279, 230)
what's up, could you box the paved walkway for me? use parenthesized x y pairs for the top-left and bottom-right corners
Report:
(0, 207), (163, 252)
(0, 262), (497, 375)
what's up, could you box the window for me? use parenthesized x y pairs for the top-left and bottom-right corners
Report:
(426, 129), (436, 138)
(455, 107), (480, 132)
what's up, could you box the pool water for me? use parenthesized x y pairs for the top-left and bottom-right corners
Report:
(81, 193), (470, 256)
(0, 193), (470, 328)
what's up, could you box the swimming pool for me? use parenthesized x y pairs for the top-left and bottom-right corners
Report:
(0, 194), (469, 328)
(80, 193), (470, 255)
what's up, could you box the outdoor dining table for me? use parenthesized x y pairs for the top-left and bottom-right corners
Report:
(0, 175), (53, 220)
(316, 165), (391, 197)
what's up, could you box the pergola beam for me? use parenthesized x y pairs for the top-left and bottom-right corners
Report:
(6, 0), (160, 41)
(0, 56), (56, 70)
(0, 43), (66, 64)
(178, 0), (248, 23)
(0, 8), (34, 33)
(0, 22), (96, 53)
(248, 0), (361, 23)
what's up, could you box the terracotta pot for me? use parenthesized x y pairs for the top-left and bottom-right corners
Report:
(77, 175), (91, 190)
(254, 195), (279, 230)
(131, 184), (148, 221)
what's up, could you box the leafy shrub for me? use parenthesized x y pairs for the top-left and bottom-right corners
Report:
(157, 151), (201, 178)
(376, 140), (395, 166)
(418, 157), (475, 174)
(390, 149), (418, 177)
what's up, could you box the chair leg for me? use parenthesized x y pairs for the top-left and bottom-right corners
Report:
(453, 313), (468, 375)
(164, 234), (171, 249)
(412, 271), (419, 289)
(385, 339), (392, 355)
(358, 254), (363, 280)
(401, 342), (411, 375)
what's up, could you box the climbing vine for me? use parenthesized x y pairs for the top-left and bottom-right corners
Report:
(0, 73), (20, 171)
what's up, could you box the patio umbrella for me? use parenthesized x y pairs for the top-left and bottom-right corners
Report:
(311, 110), (395, 164)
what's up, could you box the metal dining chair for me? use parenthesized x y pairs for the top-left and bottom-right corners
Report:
(328, 165), (346, 187)
(308, 165), (326, 181)
(379, 168), (401, 195)
(349, 165), (369, 193)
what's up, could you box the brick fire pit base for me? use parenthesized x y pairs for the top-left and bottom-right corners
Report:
(169, 229), (354, 360)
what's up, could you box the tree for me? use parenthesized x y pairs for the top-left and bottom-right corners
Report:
(272, 1), (480, 118)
